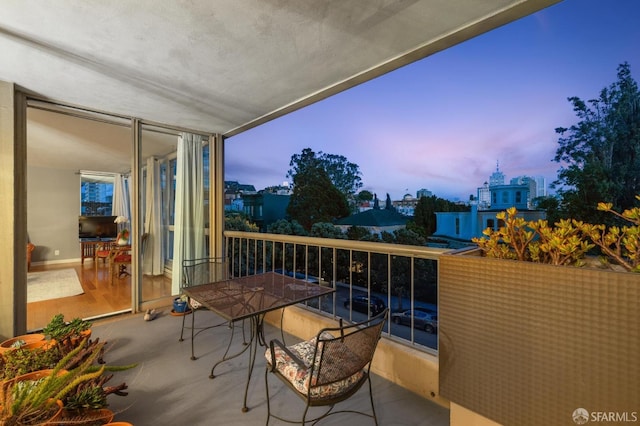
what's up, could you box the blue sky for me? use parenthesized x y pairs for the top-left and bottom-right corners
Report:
(225, 0), (640, 201)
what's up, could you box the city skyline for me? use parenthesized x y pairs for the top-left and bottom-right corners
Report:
(225, 0), (640, 201)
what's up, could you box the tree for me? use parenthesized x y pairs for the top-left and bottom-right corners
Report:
(553, 62), (640, 224)
(224, 212), (259, 232)
(534, 195), (563, 226)
(356, 190), (373, 202)
(392, 228), (426, 246)
(346, 225), (371, 241)
(286, 163), (350, 230)
(267, 219), (308, 236)
(309, 223), (346, 239)
(287, 148), (362, 197)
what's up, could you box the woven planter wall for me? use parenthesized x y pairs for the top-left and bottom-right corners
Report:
(439, 249), (639, 426)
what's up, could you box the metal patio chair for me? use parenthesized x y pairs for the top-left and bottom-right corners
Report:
(179, 257), (244, 360)
(265, 309), (388, 425)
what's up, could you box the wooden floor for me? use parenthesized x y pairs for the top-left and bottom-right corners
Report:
(27, 261), (172, 331)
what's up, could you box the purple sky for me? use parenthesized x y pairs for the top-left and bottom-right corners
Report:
(225, 0), (640, 202)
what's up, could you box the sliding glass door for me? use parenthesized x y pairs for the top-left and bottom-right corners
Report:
(138, 125), (211, 305)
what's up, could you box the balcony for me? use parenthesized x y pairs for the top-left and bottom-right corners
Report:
(101, 231), (455, 424)
(100, 305), (451, 425)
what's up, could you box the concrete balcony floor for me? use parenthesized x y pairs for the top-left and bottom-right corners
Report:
(97, 309), (450, 425)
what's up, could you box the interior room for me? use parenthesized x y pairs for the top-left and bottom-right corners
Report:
(26, 106), (181, 329)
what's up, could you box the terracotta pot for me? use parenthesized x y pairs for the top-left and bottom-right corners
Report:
(22, 339), (57, 351)
(57, 408), (114, 425)
(1, 399), (63, 426)
(0, 333), (45, 353)
(13, 368), (68, 383)
(69, 329), (92, 346)
(104, 422), (134, 426)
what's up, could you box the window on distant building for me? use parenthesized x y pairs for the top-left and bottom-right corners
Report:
(455, 218), (460, 235)
(487, 219), (495, 230)
(80, 172), (115, 215)
(515, 191), (522, 203)
(501, 191), (508, 204)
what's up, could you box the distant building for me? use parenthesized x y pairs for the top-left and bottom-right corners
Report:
(356, 200), (373, 212)
(241, 192), (290, 231)
(335, 194), (408, 236)
(476, 181), (490, 210)
(489, 161), (505, 187)
(392, 193), (418, 216)
(416, 188), (433, 198)
(489, 183), (530, 210)
(509, 176), (537, 208)
(434, 184), (545, 242)
(263, 182), (293, 195)
(534, 176), (547, 197)
(224, 180), (256, 210)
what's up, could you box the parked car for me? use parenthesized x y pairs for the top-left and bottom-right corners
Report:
(343, 295), (386, 315)
(391, 309), (438, 333)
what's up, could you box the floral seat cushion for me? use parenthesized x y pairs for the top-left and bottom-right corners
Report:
(265, 331), (364, 400)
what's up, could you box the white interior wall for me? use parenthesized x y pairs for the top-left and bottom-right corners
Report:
(27, 166), (80, 263)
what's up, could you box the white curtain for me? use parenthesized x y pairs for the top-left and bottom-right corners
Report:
(112, 173), (130, 221)
(171, 133), (206, 294)
(143, 157), (164, 276)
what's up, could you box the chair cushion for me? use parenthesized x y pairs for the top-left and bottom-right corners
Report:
(114, 254), (131, 263)
(265, 331), (364, 399)
(188, 298), (202, 309)
(96, 250), (110, 257)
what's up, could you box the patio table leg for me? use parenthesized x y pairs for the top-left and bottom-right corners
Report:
(209, 320), (252, 379)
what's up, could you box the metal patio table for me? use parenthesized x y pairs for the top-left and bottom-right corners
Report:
(183, 271), (335, 412)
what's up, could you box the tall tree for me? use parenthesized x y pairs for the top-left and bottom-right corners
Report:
(286, 163), (350, 230)
(356, 190), (373, 202)
(287, 148), (362, 197)
(553, 62), (640, 224)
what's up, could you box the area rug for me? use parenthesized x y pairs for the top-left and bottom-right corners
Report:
(27, 269), (84, 303)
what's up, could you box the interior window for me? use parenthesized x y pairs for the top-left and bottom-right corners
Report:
(80, 172), (115, 215)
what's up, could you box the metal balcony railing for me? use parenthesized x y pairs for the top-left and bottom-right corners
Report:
(224, 230), (452, 353)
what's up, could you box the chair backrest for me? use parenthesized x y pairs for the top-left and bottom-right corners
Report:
(311, 309), (388, 388)
(182, 257), (228, 289)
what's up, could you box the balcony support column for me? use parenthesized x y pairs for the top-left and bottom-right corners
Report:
(0, 81), (28, 339)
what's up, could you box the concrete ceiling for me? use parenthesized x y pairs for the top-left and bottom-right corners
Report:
(1, 0), (561, 172)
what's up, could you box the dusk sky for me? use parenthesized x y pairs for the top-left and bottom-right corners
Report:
(225, 0), (640, 202)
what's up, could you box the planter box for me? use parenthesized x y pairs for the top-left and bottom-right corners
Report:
(439, 248), (639, 426)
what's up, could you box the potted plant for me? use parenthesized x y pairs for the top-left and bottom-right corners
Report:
(0, 334), (45, 354)
(172, 295), (189, 314)
(0, 340), (103, 425)
(42, 314), (92, 346)
(0, 345), (62, 381)
(1, 339), (136, 426)
(438, 198), (640, 426)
